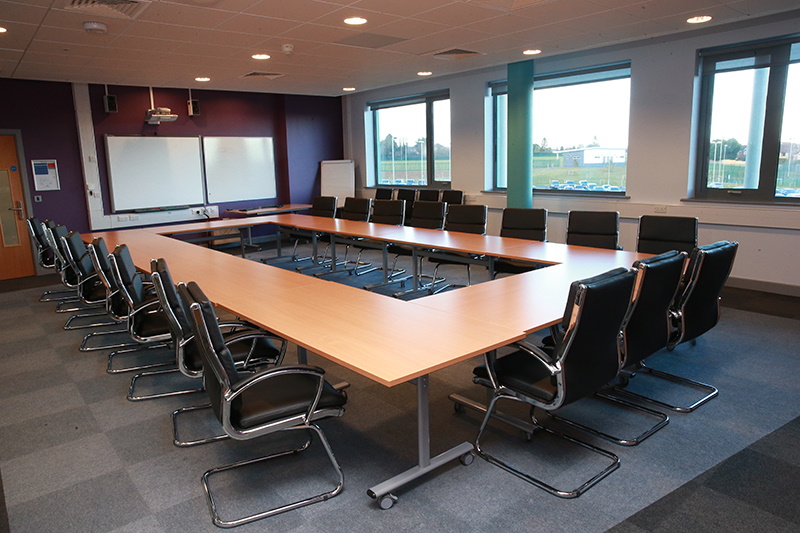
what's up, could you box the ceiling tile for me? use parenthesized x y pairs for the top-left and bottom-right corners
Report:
(385, 28), (495, 56)
(213, 13), (299, 35)
(618, 0), (722, 20)
(513, 0), (610, 24)
(0, 1), (48, 25)
(244, 0), (344, 22)
(350, 0), (453, 18)
(136, 2), (236, 29)
(727, 0), (800, 16)
(414, 3), (509, 26)
(462, 13), (548, 35)
(42, 8), (135, 33)
(277, 22), (360, 43)
(369, 18), (450, 40)
(0, 22), (39, 50)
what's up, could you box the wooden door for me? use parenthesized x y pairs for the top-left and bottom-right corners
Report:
(0, 135), (35, 280)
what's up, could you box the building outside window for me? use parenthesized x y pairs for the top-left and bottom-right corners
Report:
(369, 91), (450, 187)
(694, 37), (800, 202)
(493, 63), (631, 194)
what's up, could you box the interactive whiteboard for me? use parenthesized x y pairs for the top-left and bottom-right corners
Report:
(106, 136), (205, 212)
(203, 137), (277, 203)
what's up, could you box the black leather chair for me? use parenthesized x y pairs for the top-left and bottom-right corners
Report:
(42, 223), (83, 309)
(566, 210), (620, 250)
(290, 195), (338, 263)
(128, 258), (286, 401)
(60, 231), (115, 330)
(27, 218), (74, 303)
(308, 197), (373, 276)
(637, 215), (698, 254)
(417, 189), (440, 202)
(493, 208), (548, 277)
(441, 189), (465, 205)
(425, 204), (488, 294)
(375, 187), (394, 200)
(608, 249), (720, 413)
(364, 201), (447, 294)
(106, 244), (173, 373)
(396, 188), (416, 222)
(669, 241), (739, 350)
(350, 198), (406, 276)
(470, 267), (636, 498)
(178, 281), (347, 528)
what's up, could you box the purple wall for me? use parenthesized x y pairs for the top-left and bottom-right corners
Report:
(0, 78), (342, 233)
(0, 79), (89, 231)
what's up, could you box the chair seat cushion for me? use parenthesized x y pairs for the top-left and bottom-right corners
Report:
(232, 375), (346, 430)
(473, 349), (557, 402)
(132, 310), (170, 338)
(184, 336), (281, 373)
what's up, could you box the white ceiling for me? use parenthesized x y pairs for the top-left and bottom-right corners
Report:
(1, 0), (798, 96)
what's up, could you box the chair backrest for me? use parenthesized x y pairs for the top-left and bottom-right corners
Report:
(43, 224), (69, 272)
(671, 241), (738, 346)
(109, 244), (149, 309)
(88, 237), (114, 291)
(28, 217), (56, 267)
(396, 189), (416, 221)
(339, 197), (372, 222)
(623, 250), (687, 367)
(417, 189), (440, 202)
(444, 204), (487, 235)
(408, 201), (447, 229)
(371, 199), (405, 225)
(308, 196), (337, 217)
(500, 208), (547, 241)
(637, 215), (698, 254)
(441, 190), (464, 205)
(62, 231), (94, 279)
(179, 281), (240, 422)
(375, 187), (394, 200)
(555, 267), (636, 407)
(566, 210), (620, 250)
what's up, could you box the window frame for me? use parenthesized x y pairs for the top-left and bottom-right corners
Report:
(693, 35), (800, 204)
(491, 62), (632, 196)
(368, 90), (450, 189)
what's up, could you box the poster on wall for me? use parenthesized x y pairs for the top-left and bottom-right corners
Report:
(31, 159), (61, 191)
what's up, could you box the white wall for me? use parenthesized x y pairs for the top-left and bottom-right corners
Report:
(343, 13), (800, 296)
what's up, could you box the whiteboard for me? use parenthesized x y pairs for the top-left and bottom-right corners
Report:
(106, 136), (205, 211)
(321, 160), (355, 207)
(203, 137), (277, 203)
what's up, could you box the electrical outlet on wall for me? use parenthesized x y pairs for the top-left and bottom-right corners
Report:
(205, 205), (219, 218)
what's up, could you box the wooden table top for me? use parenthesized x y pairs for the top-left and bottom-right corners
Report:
(224, 204), (312, 217)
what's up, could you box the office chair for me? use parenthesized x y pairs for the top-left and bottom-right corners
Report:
(60, 230), (117, 330)
(179, 281), (347, 528)
(396, 188), (416, 222)
(28, 218), (76, 303)
(290, 195), (337, 263)
(637, 215), (698, 254)
(128, 258), (286, 401)
(364, 200), (447, 294)
(425, 204), (488, 294)
(375, 187), (394, 200)
(105, 244), (173, 374)
(470, 267), (636, 498)
(492, 208), (548, 278)
(307, 197), (372, 276)
(441, 189), (465, 205)
(566, 210), (620, 250)
(608, 249), (719, 413)
(349, 199), (406, 276)
(42, 223), (83, 310)
(417, 189), (440, 202)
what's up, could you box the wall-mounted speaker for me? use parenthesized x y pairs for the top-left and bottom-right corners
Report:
(188, 99), (200, 116)
(103, 94), (118, 113)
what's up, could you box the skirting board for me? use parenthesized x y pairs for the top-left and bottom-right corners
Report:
(727, 277), (800, 298)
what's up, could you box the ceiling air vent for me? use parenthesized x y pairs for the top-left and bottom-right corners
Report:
(242, 72), (285, 80)
(433, 48), (484, 60)
(63, 0), (151, 19)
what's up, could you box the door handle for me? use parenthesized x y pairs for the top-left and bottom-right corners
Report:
(8, 200), (24, 220)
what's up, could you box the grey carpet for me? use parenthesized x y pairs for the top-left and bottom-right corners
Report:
(1, 244), (799, 532)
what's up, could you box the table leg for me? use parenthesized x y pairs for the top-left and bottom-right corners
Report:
(297, 346), (308, 365)
(367, 374), (475, 508)
(276, 227), (283, 257)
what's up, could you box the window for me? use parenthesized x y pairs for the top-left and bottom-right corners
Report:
(694, 37), (800, 202)
(493, 63), (631, 193)
(369, 91), (450, 187)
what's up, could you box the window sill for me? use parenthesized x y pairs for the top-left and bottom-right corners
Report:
(682, 197), (800, 208)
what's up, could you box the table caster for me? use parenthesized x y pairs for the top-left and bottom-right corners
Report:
(460, 452), (474, 466)
(453, 401), (464, 413)
(379, 493), (398, 510)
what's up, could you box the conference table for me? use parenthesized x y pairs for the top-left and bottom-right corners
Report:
(87, 214), (647, 509)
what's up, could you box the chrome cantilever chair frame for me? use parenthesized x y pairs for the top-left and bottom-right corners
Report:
(59, 231), (117, 330)
(181, 282), (345, 528)
(26, 217), (73, 302)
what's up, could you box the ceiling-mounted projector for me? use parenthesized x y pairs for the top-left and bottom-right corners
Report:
(145, 107), (178, 124)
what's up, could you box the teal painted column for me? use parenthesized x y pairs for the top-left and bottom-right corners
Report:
(506, 60), (534, 208)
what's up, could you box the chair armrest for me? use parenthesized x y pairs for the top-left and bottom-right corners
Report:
(511, 342), (561, 375)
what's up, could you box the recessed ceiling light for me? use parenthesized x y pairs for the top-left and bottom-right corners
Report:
(195, 76), (211, 82)
(252, 53), (270, 60)
(417, 71), (432, 76)
(0, 27), (7, 33)
(343, 87), (356, 92)
(523, 49), (541, 56)
(344, 16), (367, 25)
(687, 15), (712, 24)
